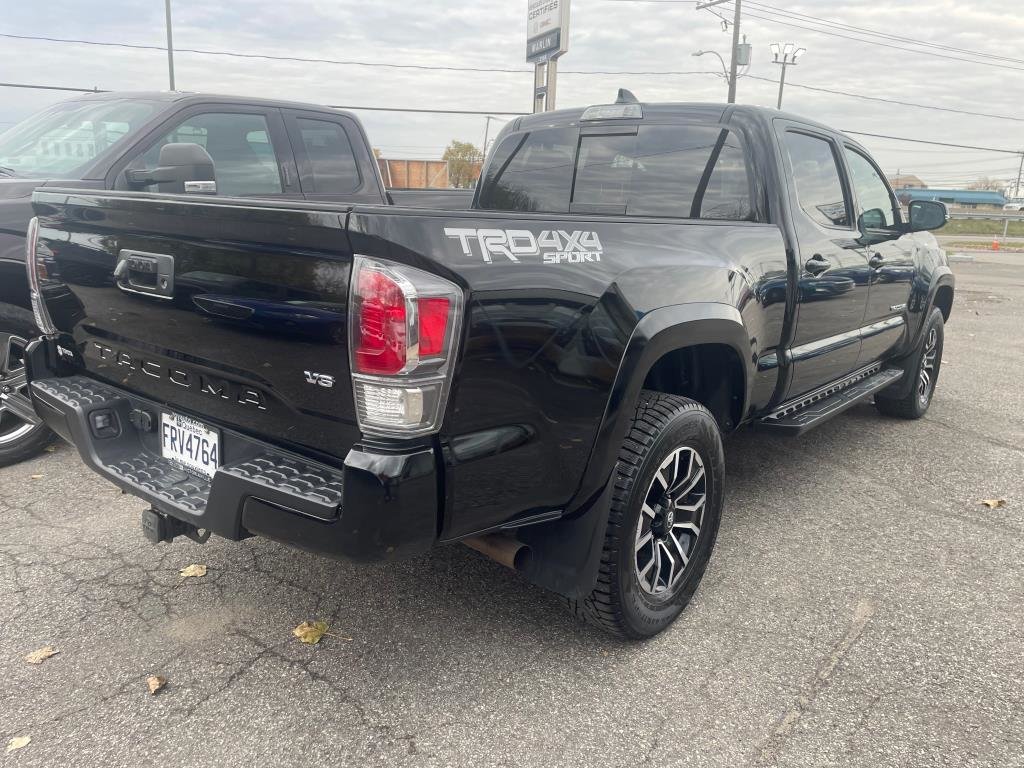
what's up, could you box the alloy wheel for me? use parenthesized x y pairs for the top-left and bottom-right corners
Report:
(634, 446), (707, 598)
(917, 327), (939, 407)
(0, 333), (42, 446)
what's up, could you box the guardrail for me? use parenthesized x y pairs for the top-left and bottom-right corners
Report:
(946, 210), (1024, 238)
(948, 211), (1024, 221)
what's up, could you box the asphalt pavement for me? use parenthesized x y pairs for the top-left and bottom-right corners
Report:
(1, 254), (1021, 768)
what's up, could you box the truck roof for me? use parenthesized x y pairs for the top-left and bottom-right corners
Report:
(510, 101), (841, 137)
(66, 90), (360, 121)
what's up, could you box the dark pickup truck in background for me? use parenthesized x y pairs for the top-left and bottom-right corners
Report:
(0, 90), (471, 464)
(22, 95), (954, 638)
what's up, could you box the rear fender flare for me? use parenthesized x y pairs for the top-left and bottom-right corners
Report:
(516, 302), (751, 599)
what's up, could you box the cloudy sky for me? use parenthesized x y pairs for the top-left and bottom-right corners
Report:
(1, 0), (1022, 189)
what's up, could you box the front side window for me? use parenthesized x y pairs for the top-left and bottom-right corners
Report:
(844, 147), (898, 229)
(476, 127), (576, 213)
(0, 99), (158, 178)
(296, 118), (359, 194)
(138, 112), (282, 196)
(573, 125), (754, 220)
(784, 132), (850, 228)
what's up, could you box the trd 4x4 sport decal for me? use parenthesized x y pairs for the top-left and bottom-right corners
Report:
(444, 228), (603, 265)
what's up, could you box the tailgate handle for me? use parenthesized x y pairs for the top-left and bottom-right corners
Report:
(115, 250), (175, 299)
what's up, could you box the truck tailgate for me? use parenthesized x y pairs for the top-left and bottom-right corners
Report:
(31, 191), (360, 461)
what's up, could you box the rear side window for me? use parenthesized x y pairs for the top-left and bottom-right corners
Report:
(477, 127), (575, 213)
(573, 126), (754, 220)
(784, 132), (850, 228)
(296, 118), (360, 194)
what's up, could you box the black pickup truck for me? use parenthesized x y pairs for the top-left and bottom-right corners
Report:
(22, 96), (954, 638)
(0, 90), (470, 465)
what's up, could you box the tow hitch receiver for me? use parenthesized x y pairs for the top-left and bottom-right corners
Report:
(141, 508), (211, 545)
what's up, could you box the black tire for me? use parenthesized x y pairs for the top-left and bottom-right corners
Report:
(875, 307), (944, 420)
(0, 303), (54, 467)
(569, 391), (725, 639)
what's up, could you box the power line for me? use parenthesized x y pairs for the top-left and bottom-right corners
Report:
(842, 131), (1023, 155)
(606, 1), (1024, 72)
(727, 5), (1024, 73)
(0, 32), (708, 77)
(892, 156), (1024, 169)
(0, 81), (527, 116)
(326, 103), (526, 116)
(744, 75), (1024, 123)
(0, 81), (107, 94)
(744, 1), (1024, 66)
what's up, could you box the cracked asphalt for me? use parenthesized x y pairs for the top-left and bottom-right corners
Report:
(1, 254), (1022, 768)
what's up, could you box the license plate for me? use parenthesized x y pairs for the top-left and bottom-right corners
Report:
(160, 412), (220, 478)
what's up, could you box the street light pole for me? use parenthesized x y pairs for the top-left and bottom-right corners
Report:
(771, 43), (806, 109)
(482, 116), (498, 159)
(164, 0), (176, 91)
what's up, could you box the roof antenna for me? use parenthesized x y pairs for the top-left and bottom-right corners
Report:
(616, 88), (639, 104)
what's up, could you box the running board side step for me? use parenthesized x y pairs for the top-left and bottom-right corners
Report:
(755, 364), (904, 436)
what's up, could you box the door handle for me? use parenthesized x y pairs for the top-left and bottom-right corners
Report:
(869, 253), (886, 269)
(805, 254), (831, 275)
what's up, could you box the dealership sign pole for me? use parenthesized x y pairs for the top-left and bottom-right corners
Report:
(527, 0), (570, 113)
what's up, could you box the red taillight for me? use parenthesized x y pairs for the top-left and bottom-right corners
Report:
(354, 268), (408, 375)
(418, 297), (450, 357)
(349, 256), (463, 437)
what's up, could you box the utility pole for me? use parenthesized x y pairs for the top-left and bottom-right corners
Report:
(771, 43), (806, 109)
(727, 0), (741, 103)
(1015, 152), (1024, 199)
(164, 0), (176, 91)
(697, 0), (744, 103)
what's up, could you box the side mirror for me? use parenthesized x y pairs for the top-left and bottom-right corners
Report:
(856, 207), (894, 246)
(907, 199), (948, 232)
(125, 143), (216, 194)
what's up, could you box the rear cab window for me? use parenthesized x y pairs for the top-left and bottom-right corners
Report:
(478, 120), (757, 221)
(294, 118), (360, 194)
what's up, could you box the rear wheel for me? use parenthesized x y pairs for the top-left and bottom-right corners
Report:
(875, 307), (944, 420)
(569, 392), (724, 639)
(0, 304), (54, 467)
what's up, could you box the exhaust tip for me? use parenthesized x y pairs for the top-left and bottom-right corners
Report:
(462, 533), (531, 572)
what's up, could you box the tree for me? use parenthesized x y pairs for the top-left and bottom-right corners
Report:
(967, 176), (1007, 192)
(443, 140), (483, 188)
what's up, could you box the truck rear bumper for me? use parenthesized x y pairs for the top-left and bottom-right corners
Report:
(29, 375), (439, 561)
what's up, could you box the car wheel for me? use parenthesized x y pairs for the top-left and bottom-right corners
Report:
(875, 307), (944, 420)
(0, 304), (54, 467)
(568, 391), (724, 639)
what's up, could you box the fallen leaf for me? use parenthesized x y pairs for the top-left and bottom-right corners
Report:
(146, 675), (167, 695)
(24, 646), (59, 665)
(30, 474), (43, 480)
(293, 620), (329, 644)
(979, 498), (1006, 509)
(6, 736), (30, 753)
(178, 564), (207, 579)
(44, 445), (57, 453)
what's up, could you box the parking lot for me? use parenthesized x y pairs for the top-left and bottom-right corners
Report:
(0, 253), (1021, 768)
